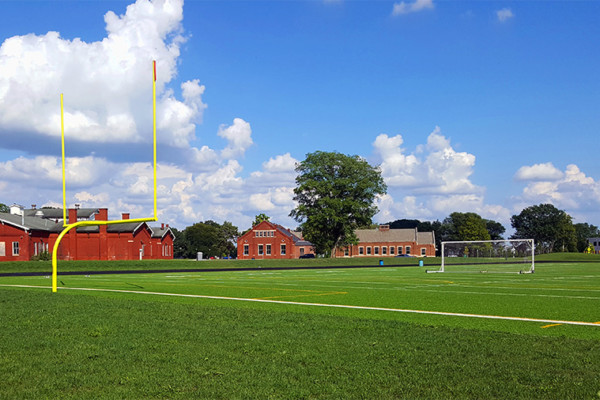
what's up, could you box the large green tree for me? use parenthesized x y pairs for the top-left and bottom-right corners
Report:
(442, 212), (491, 242)
(290, 151), (387, 256)
(511, 203), (576, 252)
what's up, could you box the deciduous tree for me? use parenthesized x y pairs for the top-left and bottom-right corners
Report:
(511, 203), (576, 252)
(442, 212), (491, 242)
(290, 151), (387, 256)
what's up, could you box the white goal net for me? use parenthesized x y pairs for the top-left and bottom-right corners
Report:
(427, 239), (535, 274)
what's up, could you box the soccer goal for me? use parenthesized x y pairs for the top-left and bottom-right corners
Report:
(427, 239), (535, 274)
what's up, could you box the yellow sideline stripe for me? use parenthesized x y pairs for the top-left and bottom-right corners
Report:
(541, 323), (562, 329)
(3, 284), (600, 327)
(52, 61), (159, 293)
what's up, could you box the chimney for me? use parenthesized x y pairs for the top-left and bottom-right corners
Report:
(161, 223), (165, 229)
(31, 204), (36, 209)
(122, 213), (130, 220)
(166, 224), (169, 228)
(379, 225), (390, 232)
(96, 208), (108, 221)
(68, 208), (78, 224)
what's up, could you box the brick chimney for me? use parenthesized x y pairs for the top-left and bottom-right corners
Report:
(161, 223), (165, 229)
(96, 208), (108, 221)
(68, 208), (78, 224)
(121, 213), (130, 220)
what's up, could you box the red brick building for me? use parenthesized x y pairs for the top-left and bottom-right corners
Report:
(333, 225), (436, 258)
(0, 205), (174, 262)
(237, 221), (315, 260)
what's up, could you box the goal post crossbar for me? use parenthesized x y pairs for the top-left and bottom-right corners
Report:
(428, 239), (535, 274)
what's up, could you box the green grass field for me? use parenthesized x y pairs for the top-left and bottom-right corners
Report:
(1, 259), (599, 398)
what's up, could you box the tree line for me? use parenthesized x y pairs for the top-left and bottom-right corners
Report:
(386, 204), (599, 255)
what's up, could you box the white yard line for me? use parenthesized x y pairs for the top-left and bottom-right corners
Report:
(1, 283), (599, 327)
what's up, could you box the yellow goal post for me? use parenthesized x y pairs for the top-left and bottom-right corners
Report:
(51, 60), (158, 292)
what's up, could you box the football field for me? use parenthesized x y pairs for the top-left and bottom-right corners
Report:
(1, 261), (599, 398)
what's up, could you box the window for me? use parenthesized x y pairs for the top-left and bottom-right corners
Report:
(258, 244), (264, 255)
(244, 244), (249, 256)
(12, 242), (19, 256)
(367, 247), (372, 255)
(398, 246), (403, 255)
(374, 246), (379, 255)
(389, 246), (395, 255)
(0, 242), (5, 257)
(281, 244), (286, 255)
(421, 248), (426, 256)
(266, 244), (272, 256)
(382, 247), (387, 255)
(406, 246), (411, 255)
(359, 247), (364, 255)
(344, 247), (349, 257)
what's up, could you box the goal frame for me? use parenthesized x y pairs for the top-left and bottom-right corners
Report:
(51, 61), (158, 292)
(427, 239), (535, 274)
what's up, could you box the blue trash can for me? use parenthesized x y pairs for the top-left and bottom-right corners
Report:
(379, 259), (384, 266)
(419, 260), (424, 267)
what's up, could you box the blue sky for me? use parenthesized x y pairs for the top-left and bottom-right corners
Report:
(0, 0), (599, 232)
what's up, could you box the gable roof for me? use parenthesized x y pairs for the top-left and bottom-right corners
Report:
(356, 227), (418, 243)
(0, 212), (63, 232)
(150, 226), (175, 239)
(417, 231), (435, 245)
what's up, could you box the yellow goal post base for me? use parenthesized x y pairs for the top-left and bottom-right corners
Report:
(52, 60), (158, 292)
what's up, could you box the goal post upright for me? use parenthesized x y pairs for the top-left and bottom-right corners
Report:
(52, 60), (159, 293)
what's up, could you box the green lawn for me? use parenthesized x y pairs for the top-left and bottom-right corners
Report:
(1, 260), (599, 398)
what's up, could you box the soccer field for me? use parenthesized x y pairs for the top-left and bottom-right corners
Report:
(1, 262), (599, 398)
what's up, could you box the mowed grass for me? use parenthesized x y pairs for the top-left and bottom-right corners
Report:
(1, 262), (600, 398)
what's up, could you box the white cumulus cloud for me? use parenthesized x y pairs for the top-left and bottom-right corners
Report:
(0, 0), (206, 155)
(218, 118), (254, 160)
(515, 162), (564, 181)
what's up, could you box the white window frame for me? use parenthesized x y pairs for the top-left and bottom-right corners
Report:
(12, 241), (19, 256)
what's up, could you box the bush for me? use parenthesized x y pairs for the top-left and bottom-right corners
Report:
(31, 251), (51, 261)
